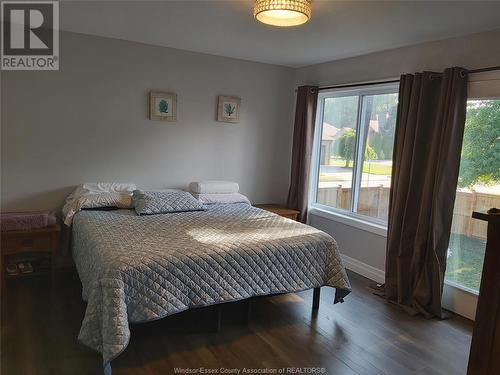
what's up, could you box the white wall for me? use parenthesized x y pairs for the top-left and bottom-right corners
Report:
(299, 29), (500, 279)
(309, 213), (386, 283)
(0, 32), (295, 211)
(297, 28), (500, 86)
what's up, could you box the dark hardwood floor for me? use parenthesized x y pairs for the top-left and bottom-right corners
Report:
(1, 269), (473, 375)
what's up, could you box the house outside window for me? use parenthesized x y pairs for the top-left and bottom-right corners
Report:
(309, 82), (399, 225)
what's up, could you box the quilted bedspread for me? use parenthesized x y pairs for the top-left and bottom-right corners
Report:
(72, 203), (351, 372)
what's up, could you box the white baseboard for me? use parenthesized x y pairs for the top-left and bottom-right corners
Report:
(341, 254), (385, 284)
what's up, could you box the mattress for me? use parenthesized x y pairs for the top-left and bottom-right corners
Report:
(71, 203), (351, 373)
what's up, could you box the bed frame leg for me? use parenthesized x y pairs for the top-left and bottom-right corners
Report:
(312, 287), (321, 310)
(211, 306), (221, 332)
(242, 299), (251, 326)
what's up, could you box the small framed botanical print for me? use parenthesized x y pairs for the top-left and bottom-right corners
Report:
(149, 91), (177, 121)
(217, 95), (240, 123)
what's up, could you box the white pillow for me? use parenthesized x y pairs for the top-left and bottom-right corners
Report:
(72, 182), (136, 196)
(191, 192), (250, 205)
(189, 181), (239, 194)
(77, 193), (132, 210)
(62, 193), (133, 226)
(62, 183), (136, 225)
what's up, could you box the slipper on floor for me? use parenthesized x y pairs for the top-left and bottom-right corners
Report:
(18, 262), (33, 274)
(6, 263), (19, 276)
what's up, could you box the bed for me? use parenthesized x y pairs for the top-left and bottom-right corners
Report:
(71, 203), (351, 374)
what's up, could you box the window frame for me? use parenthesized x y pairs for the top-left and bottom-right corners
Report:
(309, 82), (400, 227)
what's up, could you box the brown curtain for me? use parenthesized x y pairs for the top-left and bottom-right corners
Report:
(385, 67), (468, 318)
(286, 85), (318, 223)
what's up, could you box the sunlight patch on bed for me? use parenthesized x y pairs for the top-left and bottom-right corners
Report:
(186, 226), (313, 244)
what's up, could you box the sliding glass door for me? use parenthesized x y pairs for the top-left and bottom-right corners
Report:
(445, 99), (500, 292)
(442, 70), (500, 319)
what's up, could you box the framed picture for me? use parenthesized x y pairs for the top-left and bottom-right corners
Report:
(217, 95), (240, 123)
(149, 91), (177, 121)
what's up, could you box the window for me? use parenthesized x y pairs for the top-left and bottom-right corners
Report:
(310, 83), (399, 224)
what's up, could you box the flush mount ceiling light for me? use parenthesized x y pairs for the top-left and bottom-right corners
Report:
(254, 0), (312, 27)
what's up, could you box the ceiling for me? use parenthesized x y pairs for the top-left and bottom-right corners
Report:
(60, 1), (500, 68)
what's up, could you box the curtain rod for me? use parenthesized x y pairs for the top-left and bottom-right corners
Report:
(308, 66), (500, 92)
(468, 65), (500, 74)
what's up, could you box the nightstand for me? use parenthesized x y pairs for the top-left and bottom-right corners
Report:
(1, 223), (61, 293)
(254, 204), (300, 221)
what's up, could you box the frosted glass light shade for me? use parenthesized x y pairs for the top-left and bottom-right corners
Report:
(254, 0), (312, 27)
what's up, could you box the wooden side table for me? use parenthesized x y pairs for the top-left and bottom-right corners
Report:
(254, 204), (300, 221)
(0, 223), (61, 293)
